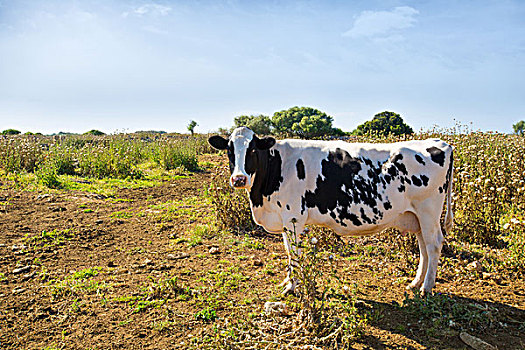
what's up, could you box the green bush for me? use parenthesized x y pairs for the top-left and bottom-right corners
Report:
(35, 161), (61, 189)
(272, 106), (337, 138)
(0, 138), (43, 173)
(150, 141), (199, 171)
(353, 111), (414, 136)
(77, 139), (142, 179)
(206, 167), (256, 232)
(2, 129), (21, 135)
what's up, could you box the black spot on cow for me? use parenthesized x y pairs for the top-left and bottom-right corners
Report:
(392, 154), (403, 163)
(442, 151), (454, 193)
(421, 174), (429, 186)
(415, 154), (425, 165)
(394, 160), (408, 175)
(348, 213), (362, 226)
(286, 204), (290, 210)
(387, 165), (398, 178)
(277, 201), (282, 208)
(390, 153), (408, 175)
(296, 158), (306, 180)
(405, 177), (412, 185)
(398, 185), (406, 192)
(360, 207), (373, 224)
(304, 148), (377, 227)
(427, 146), (445, 167)
(363, 158), (373, 167)
(384, 201), (392, 210)
(384, 174), (392, 184)
(411, 175), (423, 187)
(248, 141), (284, 207)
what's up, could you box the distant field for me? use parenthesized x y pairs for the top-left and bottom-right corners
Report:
(0, 130), (523, 349)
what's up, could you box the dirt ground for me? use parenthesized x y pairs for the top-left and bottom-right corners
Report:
(0, 161), (523, 349)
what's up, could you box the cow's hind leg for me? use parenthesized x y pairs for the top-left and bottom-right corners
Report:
(407, 231), (428, 290)
(392, 212), (427, 291)
(413, 202), (445, 293)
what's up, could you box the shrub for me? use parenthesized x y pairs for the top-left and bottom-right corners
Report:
(353, 111), (414, 136)
(35, 160), (61, 189)
(450, 132), (525, 245)
(272, 106), (339, 138)
(77, 139), (143, 179)
(286, 223), (367, 346)
(1, 129), (21, 135)
(234, 114), (273, 135)
(207, 167), (255, 232)
(84, 129), (105, 136)
(0, 138), (43, 173)
(150, 140), (199, 171)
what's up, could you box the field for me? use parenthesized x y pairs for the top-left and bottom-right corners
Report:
(0, 130), (524, 349)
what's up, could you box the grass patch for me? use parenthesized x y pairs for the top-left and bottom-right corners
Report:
(402, 292), (499, 332)
(25, 229), (75, 249)
(50, 267), (109, 298)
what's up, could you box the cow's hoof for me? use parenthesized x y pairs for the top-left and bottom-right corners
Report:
(278, 276), (291, 288)
(281, 281), (297, 295)
(406, 281), (423, 291)
(419, 287), (433, 296)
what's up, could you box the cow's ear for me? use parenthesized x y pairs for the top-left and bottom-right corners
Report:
(208, 135), (229, 150)
(256, 136), (276, 150)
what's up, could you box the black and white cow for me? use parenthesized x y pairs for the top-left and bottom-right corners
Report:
(209, 127), (453, 294)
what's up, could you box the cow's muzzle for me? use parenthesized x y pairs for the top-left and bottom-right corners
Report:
(231, 175), (248, 188)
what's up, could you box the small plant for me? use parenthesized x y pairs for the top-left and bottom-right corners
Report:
(148, 276), (189, 300)
(35, 161), (61, 189)
(50, 267), (107, 298)
(194, 307), (217, 322)
(110, 210), (133, 219)
(25, 229), (75, 248)
(206, 167), (255, 232)
(187, 120), (198, 135)
(286, 223), (367, 346)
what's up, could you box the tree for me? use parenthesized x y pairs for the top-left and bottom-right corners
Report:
(353, 111), (414, 136)
(187, 120), (198, 135)
(292, 114), (333, 138)
(2, 129), (20, 135)
(272, 106), (337, 138)
(84, 130), (105, 136)
(234, 114), (272, 135)
(513, 120), (525, 136)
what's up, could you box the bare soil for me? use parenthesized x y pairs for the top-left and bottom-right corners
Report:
(0, 159), (523, 349)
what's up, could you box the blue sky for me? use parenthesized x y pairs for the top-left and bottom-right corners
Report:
(0, 0), (524, 134)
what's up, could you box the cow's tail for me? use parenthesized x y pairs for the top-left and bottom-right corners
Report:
(444, 148), (454, 236)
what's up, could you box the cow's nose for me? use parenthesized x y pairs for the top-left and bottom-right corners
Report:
(231, 175), (248, 188)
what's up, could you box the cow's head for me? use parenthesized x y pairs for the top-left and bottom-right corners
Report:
(208, 127), (276, 189)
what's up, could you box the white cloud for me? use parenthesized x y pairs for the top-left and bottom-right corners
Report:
(343, 6), (419, 39)
(122, 4), (172, 18)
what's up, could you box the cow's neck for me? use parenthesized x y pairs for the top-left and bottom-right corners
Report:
(248, 148), (282, 208)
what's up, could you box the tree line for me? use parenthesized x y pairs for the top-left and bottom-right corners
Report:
(223, 106), (414, 138)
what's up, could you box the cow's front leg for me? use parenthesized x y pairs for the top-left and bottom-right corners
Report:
(279, 222), (304, 294)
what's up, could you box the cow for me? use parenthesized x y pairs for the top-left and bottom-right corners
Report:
(209, 127), (453, 294)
